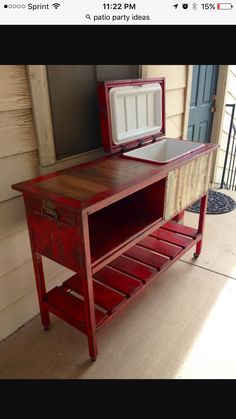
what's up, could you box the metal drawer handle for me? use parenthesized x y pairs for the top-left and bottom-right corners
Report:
(41, 200), (58, 220)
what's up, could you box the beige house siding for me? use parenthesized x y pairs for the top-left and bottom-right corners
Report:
(0, 65), (71, 342)
(0, 64), (189, 342)
(214, 66), (236, 186)
(142, 65), (187, 138)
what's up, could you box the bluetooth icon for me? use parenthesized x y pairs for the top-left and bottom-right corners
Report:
(192, 2), (197, 9)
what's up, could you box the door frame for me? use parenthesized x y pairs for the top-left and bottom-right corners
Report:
(183, 65), (229, 184)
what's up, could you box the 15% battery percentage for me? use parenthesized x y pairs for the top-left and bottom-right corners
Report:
(201, 3), (216, 9)
(201, 3), (233, 9)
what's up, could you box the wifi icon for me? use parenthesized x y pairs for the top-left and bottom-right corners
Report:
(52, 3), (60, 9)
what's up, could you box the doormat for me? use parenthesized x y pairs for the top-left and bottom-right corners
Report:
(187, 190), (236, 215)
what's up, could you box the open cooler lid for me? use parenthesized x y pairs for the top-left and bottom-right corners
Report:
(98, 78), (165, 153)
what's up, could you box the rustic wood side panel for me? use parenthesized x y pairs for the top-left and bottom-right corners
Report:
(164, 153), (213, 220)
(163, 170), (178, 219)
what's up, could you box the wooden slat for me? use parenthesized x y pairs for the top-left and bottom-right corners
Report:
(46, 286), (107, 329)
(38, 157), (158, 201)
(166, 89), (185, 117)
(0, 256), (72, 314)
(1, 151), (39, 202)
(162, 221), (198, 238)
(125, 245), (170, 270)
(0, 287), (39, 342)
(0, 66), (31, 112)
(0, 259), (36, 313)
(38, 172), (110, 201)
(0, 196), (27, 240)
(142, 65), (187, 90)
(0, 265), (72, 342)
(139, 236), (182, 259)
(94, 266), (143, 297)
(166, 114), (183, 138)
(0, 109), (37, 159)
(63, 274), (126, 313)
(0, 228), (31, 278)
(109, 255), (156, 283)
(164, 169), (178, 220)
(151, 228), (193, 248)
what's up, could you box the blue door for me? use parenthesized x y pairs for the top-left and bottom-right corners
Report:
(187, 65), (219, 143)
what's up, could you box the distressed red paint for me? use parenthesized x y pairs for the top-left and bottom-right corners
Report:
(11, 78), (218, 361)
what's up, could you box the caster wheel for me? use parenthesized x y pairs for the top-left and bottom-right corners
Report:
(193, 252), (199, 259)
(44, 326), (50, 331)
(91, 357), (97, 362)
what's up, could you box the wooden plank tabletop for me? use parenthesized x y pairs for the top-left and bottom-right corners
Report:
(12, 143), (218, 211)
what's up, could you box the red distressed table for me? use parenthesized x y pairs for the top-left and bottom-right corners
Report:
(12, 143), (216, 360)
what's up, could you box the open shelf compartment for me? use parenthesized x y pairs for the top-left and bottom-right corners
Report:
(88, 178), (166, 265)
(44, 221), (200, 336)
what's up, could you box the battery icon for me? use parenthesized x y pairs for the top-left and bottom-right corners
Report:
(217, 3), (233, 9)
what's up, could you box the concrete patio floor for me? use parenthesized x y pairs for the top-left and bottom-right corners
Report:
(0, 190), (236, 379)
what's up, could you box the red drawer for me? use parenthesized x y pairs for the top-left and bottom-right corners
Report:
(27, 196), (76, 225)
(25, 197), (81, 271)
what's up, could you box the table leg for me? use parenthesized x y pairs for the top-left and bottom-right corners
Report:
(81, 274), (98, 361)
(31, 251), (50, 330)
(172, 211), (185, 224)
(24, 201), (50, 330)
(194, 193), (208, 258)
(79, 212), (98, 361)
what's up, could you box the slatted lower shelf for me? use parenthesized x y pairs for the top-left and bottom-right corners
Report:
(44, 221), (199, 335)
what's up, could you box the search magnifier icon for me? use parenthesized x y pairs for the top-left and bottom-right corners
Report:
(86, 14), (91, 19)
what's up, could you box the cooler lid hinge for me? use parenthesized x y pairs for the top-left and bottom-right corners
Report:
(121, 144), (127, 152)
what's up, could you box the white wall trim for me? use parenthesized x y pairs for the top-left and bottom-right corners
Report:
(210, 65), (229, 184)
(182, 65), (193, 138)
